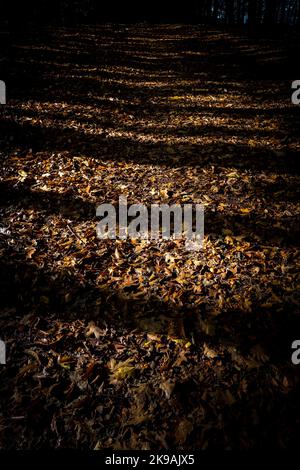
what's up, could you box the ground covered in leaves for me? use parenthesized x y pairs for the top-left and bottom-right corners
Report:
(0, 24), (300, 449)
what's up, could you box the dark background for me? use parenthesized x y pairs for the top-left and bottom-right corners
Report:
(1, 0), (300, 28)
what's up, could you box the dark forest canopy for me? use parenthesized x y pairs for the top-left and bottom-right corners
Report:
(1, 0), (300, 28)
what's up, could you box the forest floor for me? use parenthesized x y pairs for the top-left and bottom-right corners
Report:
(0, 24), (300, 449)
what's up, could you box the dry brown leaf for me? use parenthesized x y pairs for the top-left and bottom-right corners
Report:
(86, 322), (103, 339)
(160, 380), (175, 399)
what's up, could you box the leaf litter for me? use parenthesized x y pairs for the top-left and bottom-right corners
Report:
(0, 24), (300, 449)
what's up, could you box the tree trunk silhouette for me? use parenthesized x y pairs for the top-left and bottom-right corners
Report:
(226, 0), (235, 24)
(264, 0), (276, 26)
(248, 0), (258, 27)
